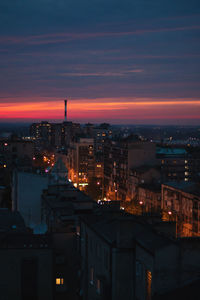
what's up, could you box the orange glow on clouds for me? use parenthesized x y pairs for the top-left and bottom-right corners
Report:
(0, 97), (200, 122)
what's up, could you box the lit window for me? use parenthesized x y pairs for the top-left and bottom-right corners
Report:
(146, 270), (152, 300)
(97, 164), (101, 168)
(56, 278), (64, 285)
(97, 279), (101, 294)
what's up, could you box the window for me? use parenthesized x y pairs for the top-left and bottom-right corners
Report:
(90, 267), (94, 284)
(146, 270), (152, 300)
(97, 279), (101, 294)
(76, 225), (80, 236)
(56, 278), (64, 285)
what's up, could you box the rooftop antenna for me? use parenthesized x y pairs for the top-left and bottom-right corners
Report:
(64, 99), (68, 121)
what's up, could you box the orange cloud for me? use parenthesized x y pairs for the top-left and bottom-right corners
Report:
(0, 97), (200, 121)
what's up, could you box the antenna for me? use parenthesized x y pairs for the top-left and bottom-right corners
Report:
(64, 99), (67, 121)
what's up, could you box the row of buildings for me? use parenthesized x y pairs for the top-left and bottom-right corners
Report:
(1, 121), (200, 239)
(28, 121), (200, 238)
(1, 142), (200, 299)
(30, 121), (112, 152)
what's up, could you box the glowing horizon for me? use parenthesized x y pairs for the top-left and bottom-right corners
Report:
(0, 97), (200, 124)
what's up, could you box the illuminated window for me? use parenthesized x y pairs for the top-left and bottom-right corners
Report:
(56, 278), (64, 285)
(97, 165), (101, 168)
(96, 279), (101, 294)
(146, 270), (152, 300)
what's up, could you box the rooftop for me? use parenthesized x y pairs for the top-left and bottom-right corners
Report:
(157, 147), (187, 156)
(81, 212), (175, 252)
(163, 181), (200, 197)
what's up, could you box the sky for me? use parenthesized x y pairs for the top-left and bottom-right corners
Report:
(0, 0), (200, 124)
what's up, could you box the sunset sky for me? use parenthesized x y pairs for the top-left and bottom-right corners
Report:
(0, 0), (200, 124)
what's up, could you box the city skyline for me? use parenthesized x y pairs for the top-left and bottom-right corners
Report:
(0, 0), (200, 124)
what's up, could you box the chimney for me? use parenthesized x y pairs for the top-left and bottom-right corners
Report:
(64, 99), (67, 121)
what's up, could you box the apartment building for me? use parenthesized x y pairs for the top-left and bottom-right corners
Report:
(162, 182), (200, 236)
(104, 136), (156, 201)
(79, 209), (200, 300)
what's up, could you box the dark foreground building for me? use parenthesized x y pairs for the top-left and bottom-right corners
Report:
(79, 208), (200, 300)
(0, 209), (53, 300)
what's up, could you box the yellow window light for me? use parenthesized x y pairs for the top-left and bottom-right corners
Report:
(56, 278), (64, 285)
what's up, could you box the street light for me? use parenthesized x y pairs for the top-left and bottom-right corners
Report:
(168, 210), (178, 237)
(139, 201), (144, 214)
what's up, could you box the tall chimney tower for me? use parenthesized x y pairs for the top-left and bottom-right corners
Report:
(64, 99), (67, 121)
